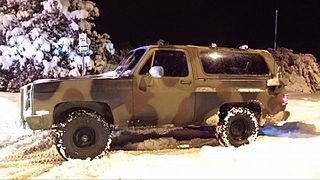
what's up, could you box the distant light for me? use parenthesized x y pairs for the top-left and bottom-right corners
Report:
(282, 94), (289, 105)
(209, 52), (222, 59)
(211, 43), (217, 48)
(239, 45), (249, 49)
(106, 41), (115, 55)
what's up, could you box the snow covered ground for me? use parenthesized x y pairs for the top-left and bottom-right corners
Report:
(0, 92), (320, 179)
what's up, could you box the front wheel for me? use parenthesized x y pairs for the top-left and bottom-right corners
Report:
(216, 107), (259, 147)
(55, 110), (112, 160)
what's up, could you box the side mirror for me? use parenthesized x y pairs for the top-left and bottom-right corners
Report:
(149, 66), (164, 78)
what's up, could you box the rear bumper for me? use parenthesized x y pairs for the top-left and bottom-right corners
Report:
(269, 110), (290, 123)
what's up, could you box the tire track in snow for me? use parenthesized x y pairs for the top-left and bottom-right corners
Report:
(0, 131), (63, 179)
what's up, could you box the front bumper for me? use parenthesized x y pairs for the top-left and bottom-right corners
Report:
(21, 83), (51, 130)
(24, 114), (51, 130)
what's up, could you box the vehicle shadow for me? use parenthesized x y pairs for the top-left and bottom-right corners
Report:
(259, 122), (320, 138)
(110, 127), (219, 151)
(110, 121), (320, 151)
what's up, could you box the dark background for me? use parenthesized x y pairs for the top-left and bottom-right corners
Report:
(92, 0), (320, 61)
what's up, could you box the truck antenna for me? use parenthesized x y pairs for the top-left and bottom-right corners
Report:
(273, 9), (279, 78)
(274, 9), (278, 50)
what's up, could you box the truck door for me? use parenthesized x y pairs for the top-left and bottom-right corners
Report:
(131, 49), (195, 127)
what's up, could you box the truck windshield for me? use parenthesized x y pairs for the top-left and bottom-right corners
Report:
(114, 48), (146, 77)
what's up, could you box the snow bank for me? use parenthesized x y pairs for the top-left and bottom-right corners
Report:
(35, 136), (320, 179)
(269, 48), (320, 93)
(0, 97), (21, 131)
(0, 94), (33, 151)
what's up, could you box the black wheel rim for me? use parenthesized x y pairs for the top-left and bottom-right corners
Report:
(73, 127), (96, 148)
(230, 118), (250, 140)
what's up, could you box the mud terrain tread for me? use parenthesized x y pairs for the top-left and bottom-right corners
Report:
(56, 109), (112, 160)
(216, 107), (259, 147)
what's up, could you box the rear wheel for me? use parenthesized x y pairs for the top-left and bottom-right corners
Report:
(216, 107), (259, 147)
(55, 110), (112, 160)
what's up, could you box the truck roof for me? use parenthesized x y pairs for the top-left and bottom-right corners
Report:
(134, 45), (277, 74)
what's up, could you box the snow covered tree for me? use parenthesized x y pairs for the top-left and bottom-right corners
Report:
(0, 0), (115, 92)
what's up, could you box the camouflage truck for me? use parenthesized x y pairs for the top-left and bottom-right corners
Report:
(20, 45), (289, 160)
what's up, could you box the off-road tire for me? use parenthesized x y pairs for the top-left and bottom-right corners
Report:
(55, 110), (112, 160)
(216, 107), (259, 147)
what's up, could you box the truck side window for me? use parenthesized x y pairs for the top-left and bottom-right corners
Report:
(139, 55), (152, 75)
(126, 49), (146, 71)
(200, 51), (269, 75)
(140, 50), (189, 77)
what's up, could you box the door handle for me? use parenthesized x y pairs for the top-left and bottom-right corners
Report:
(180, 80), (192, 85)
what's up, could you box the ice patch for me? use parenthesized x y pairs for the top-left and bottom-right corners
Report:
(261, 122), (320, 138)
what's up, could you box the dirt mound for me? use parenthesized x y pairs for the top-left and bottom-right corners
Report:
(269, 48), (320, 93)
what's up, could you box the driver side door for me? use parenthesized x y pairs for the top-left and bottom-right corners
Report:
(131, 49), (195, 127)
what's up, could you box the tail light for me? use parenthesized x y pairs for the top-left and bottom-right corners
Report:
(282, 94), (288, 105)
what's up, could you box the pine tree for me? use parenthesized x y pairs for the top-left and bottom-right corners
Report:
(0, 0), (115, 92)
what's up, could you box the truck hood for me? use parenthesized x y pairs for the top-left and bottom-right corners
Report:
(33, 70), (122, 85)
(31, 70), (132, 99)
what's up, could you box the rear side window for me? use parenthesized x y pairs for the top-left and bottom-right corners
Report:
(200, 51), (269, 75)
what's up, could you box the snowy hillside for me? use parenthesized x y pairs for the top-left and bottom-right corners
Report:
(0, 92), (320, 179)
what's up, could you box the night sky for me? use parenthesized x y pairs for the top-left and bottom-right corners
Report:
(93, 0), (320, 61)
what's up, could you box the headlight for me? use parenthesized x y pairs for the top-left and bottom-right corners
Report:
(25, 84), (33, 111)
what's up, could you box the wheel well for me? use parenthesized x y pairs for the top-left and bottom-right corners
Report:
(53, 102), (114, 125)
(219, 101), (262, 119)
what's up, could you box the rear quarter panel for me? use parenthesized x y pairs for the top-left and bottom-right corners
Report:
(191, 48), (285, 125)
